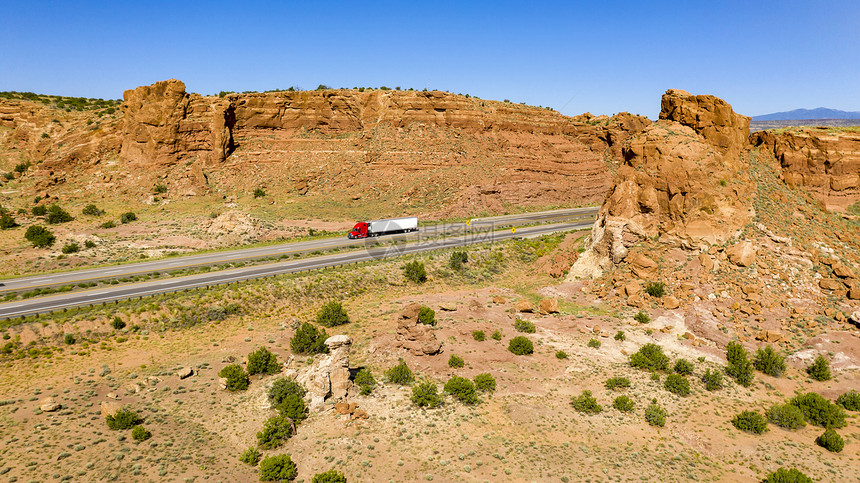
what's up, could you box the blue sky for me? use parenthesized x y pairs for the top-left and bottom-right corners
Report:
(1, 0), (857, 118)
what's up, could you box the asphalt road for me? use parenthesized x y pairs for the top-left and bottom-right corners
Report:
(0, 218), (594, 319)
(0, 207), (597, 292)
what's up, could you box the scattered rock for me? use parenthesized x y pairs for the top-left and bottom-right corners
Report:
(515, 300), (534, 313)
(438, 302), (458, 311)
(848, 284), (860, 300)
(39, 398), (60, 412)
(756, 330), (783, 343)
(539, 298), (559, 315)
(832, 262), (856, 279)
(819, 278), (843, 291)
(105, 393), (119, 400)
(727, 242), (756, 267)
(623, 281), (642, 297)
(492, 296), (507, 304)
(663, 295), (680, 310)
(100, 401), (122, 418)
(175, 367), (194, 379)
(628, 253), (659, 279)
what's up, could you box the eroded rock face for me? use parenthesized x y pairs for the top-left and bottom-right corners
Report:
(570, 90), (753, 279)
(296, 335), (356, 412)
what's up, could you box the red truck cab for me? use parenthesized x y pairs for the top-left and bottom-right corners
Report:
(348, 222), (369, 239)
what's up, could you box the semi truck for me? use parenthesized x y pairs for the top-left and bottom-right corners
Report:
(348, 217), (418, 239)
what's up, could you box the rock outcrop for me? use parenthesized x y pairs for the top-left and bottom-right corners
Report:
(396, 303), (443, 355)
(296, 335), (356, 411)
(570, 90), (753, 278)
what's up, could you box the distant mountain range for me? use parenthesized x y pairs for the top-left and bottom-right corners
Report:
(753, 108), (860, 120)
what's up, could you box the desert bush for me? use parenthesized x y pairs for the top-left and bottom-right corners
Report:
(444, 376), (479, 405)
(354, 368), (376, 396)
(766, 403), (806, 430)
(702, 368), (723, 391)
(629, 343), (670, 372)
(84, 239), (96, 248)
(257, 416), (295, 449)
(259, 454), (297, 481)
(732, 410), (768, 434)
(645, 399), (667, 427)
(61, 242), (80, 254)
(386, 359), (414, 385)
(587, 338), (601, 349)
(472, 330), (485, 341)
(131, 425), (151, 441)
(836, 389), (860, 411)
(644, 282), (665, 297)
(312, 469), (347, 483)
(24, 225), (55, 248)
(614, 330), (626, 341)
(218, 364), (250, 392)
(120, 212), (137, 224)
(418, 306), (436, 326)
(111, 316), (126, 330)
(605, 377), (631, 390)
(473, 373), (496, 393)
(555, 350), (568, 359)
(106, 409), (141, 430)
(815, 428), (844, 453)
(761, 468), (813, 483)
(664, 374), (690, 396)
(247, 347), (281, 375)
(46, 204), (73, 224)
(31, 205), (47, 216)
(100, 221), (116, 229)
(571, 390), (601, 414)
(411, 380), (443, 408)
(64, 334), (75, 345)
(253, 187), (266, 198)
(275, 394), (307, 423)
(514, 318), (536, 333)
(508, 336), (533, 355)
(290, 322), (328, 354)
(725, 341), (754, 387)
(316, 301), (349, 327)
(0, 212), (17, 229)
(82, 204), (104, 216)
(753, 346), (786, 377)
(239, 447), (261, 466)
(806, 355), (831, 381)
(448, 354), (465, 368)
(403, 260), (427, 283)
(449, 251), (468, 270)
(789, 392), (846, 428)
(491, 330), (502, 341)
(269, 378), (306, 406)
(633, 311), (650, 324)
(613, 395), (634, 412)
(673, 359), (694, 375)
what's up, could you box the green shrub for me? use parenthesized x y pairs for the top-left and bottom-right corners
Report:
(725, 341), (754, 387)
(490, 330), (502, 341)
(732, 410), (768, 434)
(418, 306), (436, 326)
(449, 251), (468, 270)
(253, 187), (266, 198)
(411, 380), (443, 408)
(753, 346), (786, 377)
(605, 377), (631, 390)
(31, 205), (47, 216)
(111, 316), (126, 330)
(62, 242), (80, 254)
(472, 330), (485, 341)
(239, 447), (261, 466)
(316, 301), (349, 327)
(613, 395), (634, 412)
(120, 212), (137, 224)
(46, 204), (73, 224)
(815, 428), (844, 453)
(644, 282), (665, 297)
(247, 347), (281, 375)
(761, 467), (813, 483)
(508, 336), (533, 355)
(403, 260), (427, 283)
(100, 221), (116, 229)
(354, 368), (376, 396)
(0, 212), (17, 229)
(257, 416), (295, 449)
(106, 409), (141, 430)
(673, 359), (694, 375)
(555, 350), (568, 359)
(259, 454), (297, 481)
(131, 425), (151, 441)
(664, 374), (690, 396)
(473, 373), (496, 393)
(806, 355), (831, 381)
(587, 338), (601, 349)
(268, 378), (306, 406)
(444, 376), (479, 405)
(702, 368), (723, 391)
(290, 322), (328, 354)
(766, 403), (806, 430)
(386, 359), (414, 385)
(645, 399), (667, 427)
(64, 334), (75, 345)
(629, 343), (670, 372)
(789, 392), (846, 428)
(218, 364), (250, 392)
(633, 311), (650, 324)
(448, 354), (465, 368)
(614, 331), (626, 341)
(82, 204), (104, 216)
(239, 446), (263, 466)
(312, 469), (347, 483)
(514, 318), (536, 333)
(836, 389), (860, 411)
(24, 225), (55, 248)
(275, 394), (307, 423)
(570, 390), (601, 414)
(84, 240), (96, 248)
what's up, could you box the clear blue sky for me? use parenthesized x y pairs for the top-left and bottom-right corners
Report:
(1, 0), (857, 118)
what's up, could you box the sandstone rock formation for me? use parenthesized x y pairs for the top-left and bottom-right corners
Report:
(296, 335), (356, 411)
(396, 303), (443, 355)
(39, 397), (60, 412)
(570, 90), (753, 279)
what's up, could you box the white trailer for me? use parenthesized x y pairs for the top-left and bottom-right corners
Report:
(367, 217), (418, 236)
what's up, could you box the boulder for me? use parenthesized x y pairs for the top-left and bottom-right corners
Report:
(438, 302), (458, 311)
(492, 296), (507, 304)
(39, 398), (60, 412)
(663, 295), (680, 310)
(755, 330), (783, 343)
(628, 253), (658, 279)
(623, 281), (642, 297)
(515, 300), (534, 313)
(100, 401), (122, 418)
(848, 284), (860, 300)
(175, 367), (194, 379)
(832, 262), (856, 279)
(727, 242), (756, 267)
(539, 298), (559, 315)
(396, 304), (443, 355)
(819, 278), (843, 291)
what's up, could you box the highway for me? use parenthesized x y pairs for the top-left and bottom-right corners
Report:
(0, 209), (597, 319)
